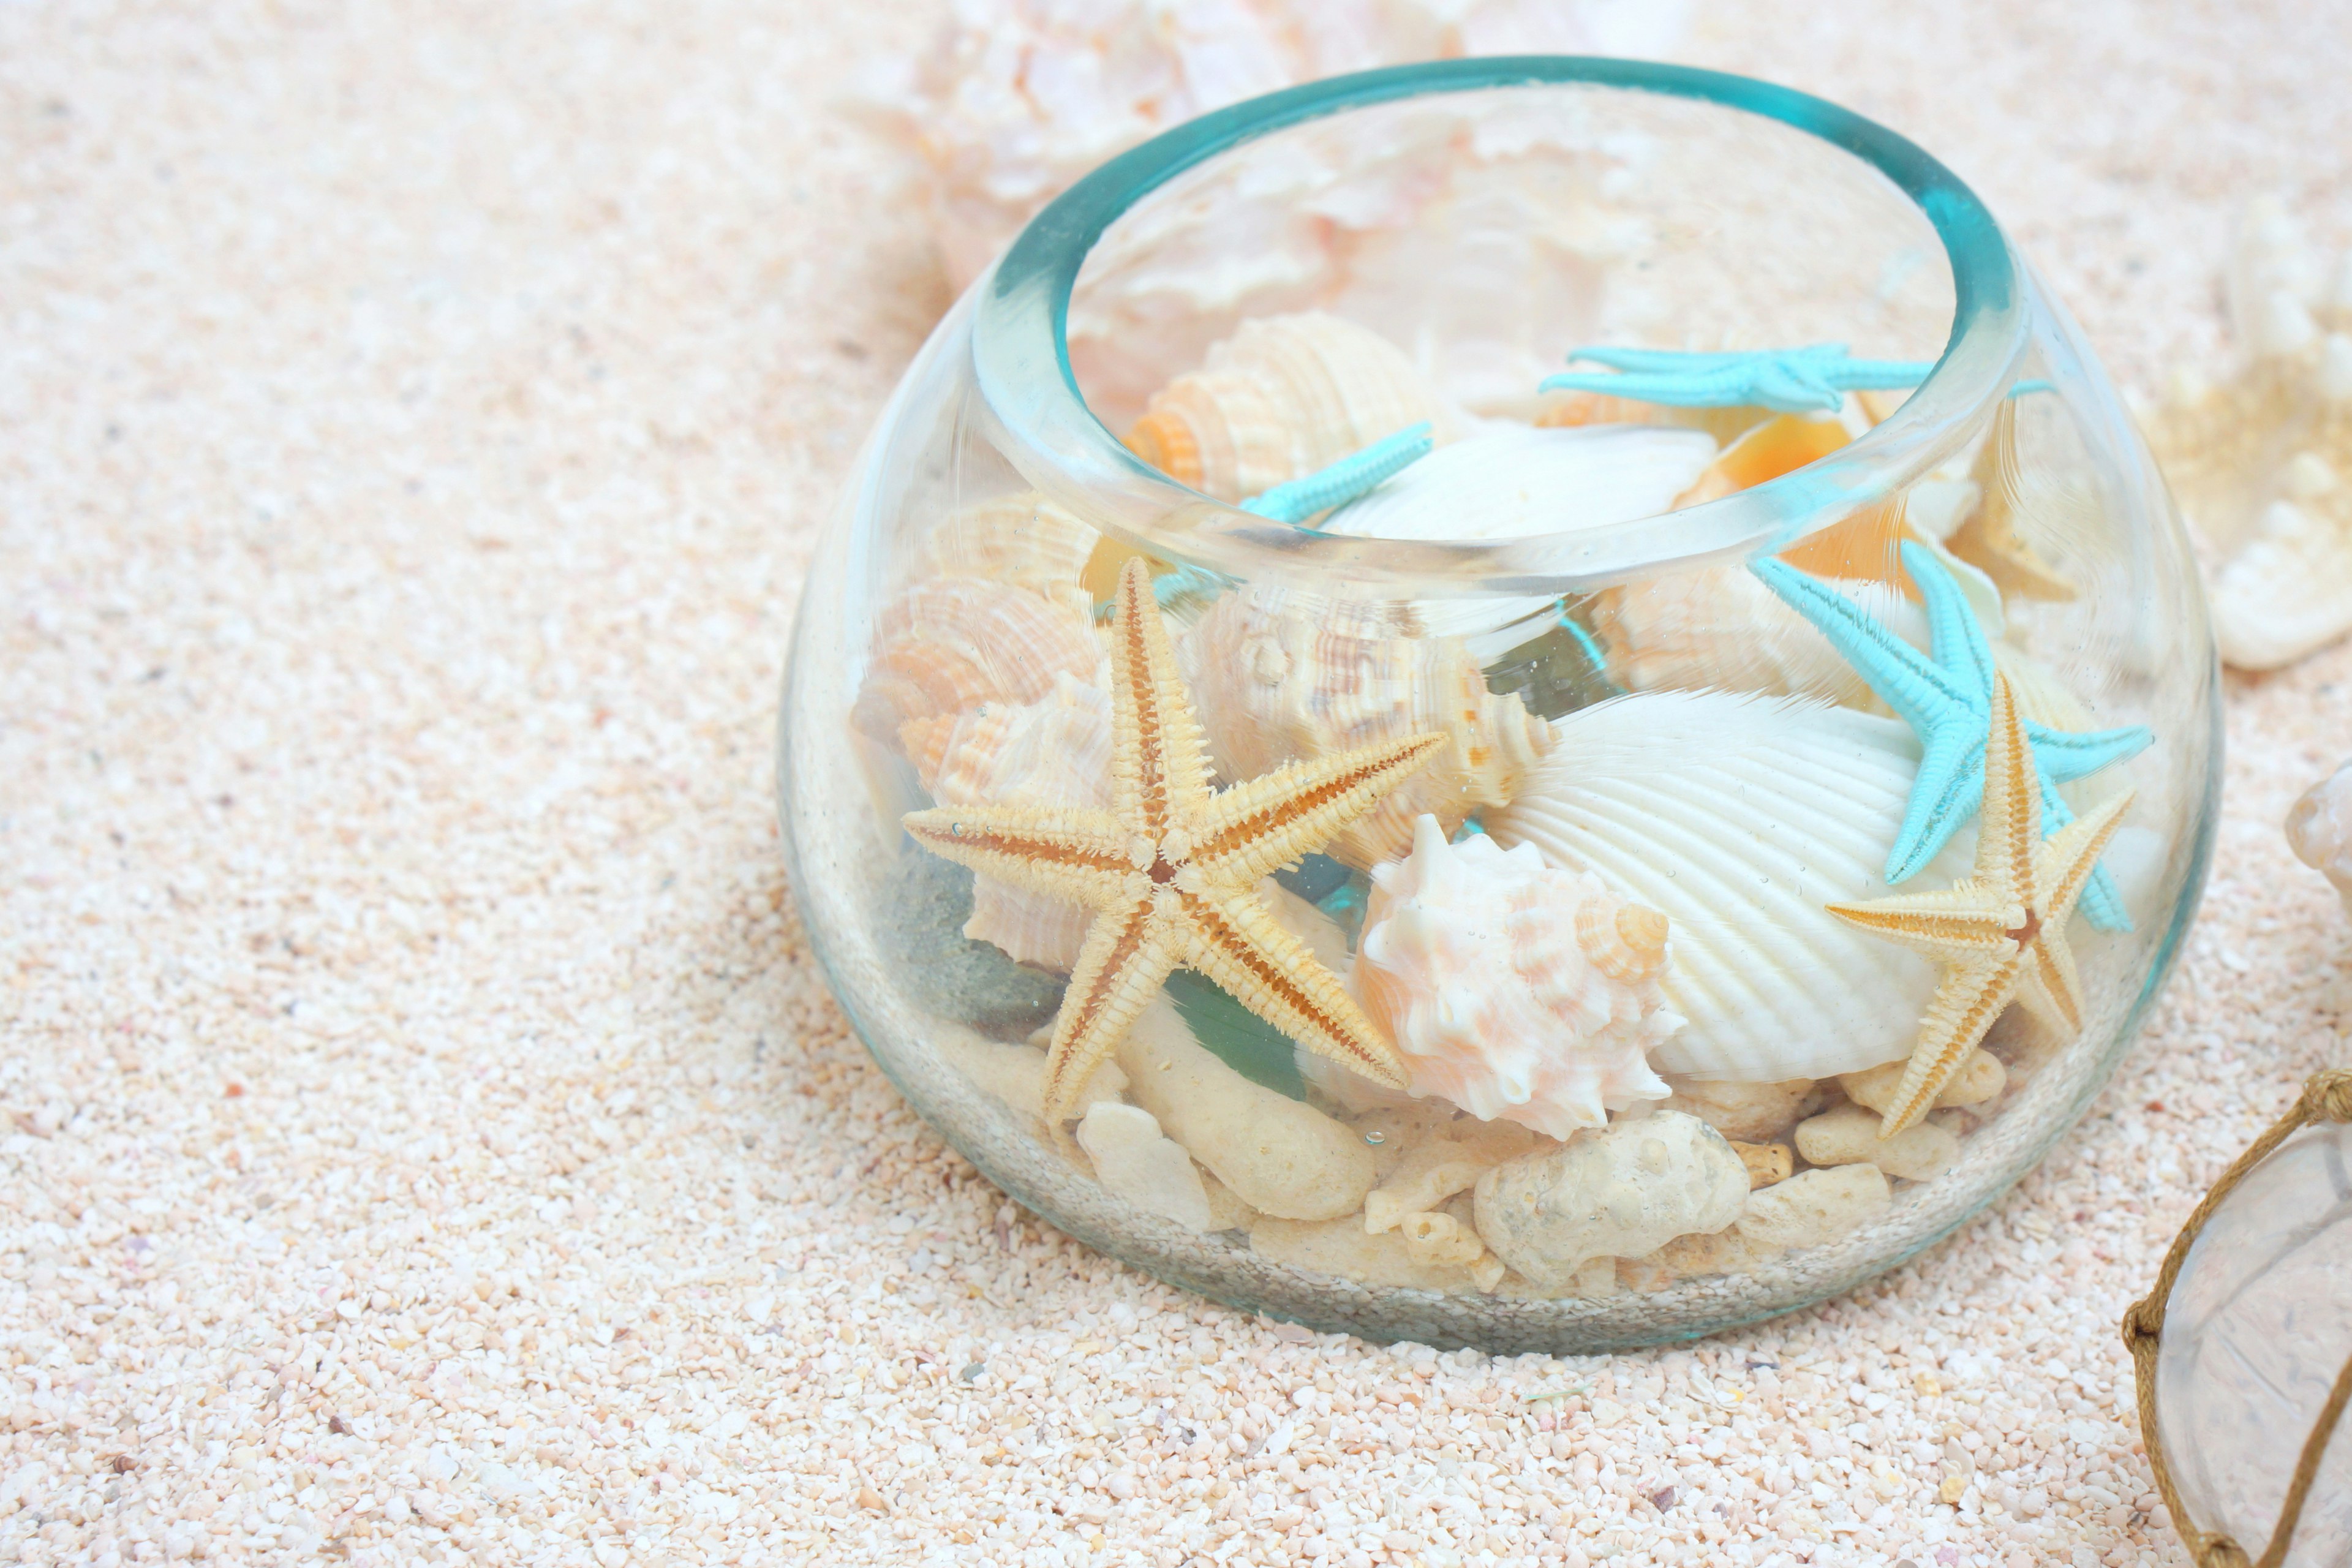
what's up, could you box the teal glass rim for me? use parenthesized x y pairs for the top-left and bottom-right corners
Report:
(969, 56), (2029, 597)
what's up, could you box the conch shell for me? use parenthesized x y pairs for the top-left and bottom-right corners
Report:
(1488, 689), (1973, 1082)
(1352, 815), (1678, 1140)
(907, 673), (1114, 971)
(1583, 563), (1925, 707)
(853, 576), (1102, 746)
(916, 492), (1099, 623)
(1177, 584), (1552, 868)
(1126, 313), (1453, 501)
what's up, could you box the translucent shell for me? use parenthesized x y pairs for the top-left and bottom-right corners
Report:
(1353, 816), (1679, 1140)
(1177, 586), (1553, 869)
(1126, 313), (1452, 501)
(852, 577), (1104, 746)
(916, 492), (1101, 624)
(1487, 689), (1972, 1082)
(911, 673), (1116, 971)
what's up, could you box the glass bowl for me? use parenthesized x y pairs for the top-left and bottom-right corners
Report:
(778, 58), (2218, 1352)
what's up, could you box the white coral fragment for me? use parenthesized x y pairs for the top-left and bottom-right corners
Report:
(1076, 1102), (1214, 1232)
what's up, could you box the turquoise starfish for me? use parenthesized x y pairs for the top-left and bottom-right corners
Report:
(1751, 541), (2150, 930)
(1540, 344), (1933, 414)
(1240, 421), (1432, 525)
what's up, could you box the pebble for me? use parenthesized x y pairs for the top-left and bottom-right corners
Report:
(1798, 1104), (1963, 1182)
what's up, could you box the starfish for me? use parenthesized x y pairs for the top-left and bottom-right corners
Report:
(1240, 422), (1432, 526)
(1826, 673), (2135, 1134)
(1540, 343), (1933, 415)
(905, 557), (1443, 1124)
(1750, 540), (2150, 930)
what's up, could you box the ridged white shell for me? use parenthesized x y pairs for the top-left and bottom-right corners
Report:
(1353, 816), (1678, 1139)
(917, 492), (1099, 624)
(1177, 585), (1551, 869)
(1486, 689), (1974, 1082)
(1127, 314), (1453, 502)
(908, 673), (1114, 972)
(852, 577), (1102, 746)
(1585, 564), (1929, 707)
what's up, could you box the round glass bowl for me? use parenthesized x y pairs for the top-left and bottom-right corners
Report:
(778, 59), (2219, 1352)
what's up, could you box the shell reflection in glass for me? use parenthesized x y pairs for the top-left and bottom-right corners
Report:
(778, 59), (2219, 1351)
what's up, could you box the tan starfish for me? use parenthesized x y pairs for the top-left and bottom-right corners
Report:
(1826, 672), (2134, 1135)
(1947, 398), (2078, 601)
(903, 557), (1444, 1125)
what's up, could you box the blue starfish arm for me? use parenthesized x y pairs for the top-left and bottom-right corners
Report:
(1888, 737), (1989, 884)
(1150, 562), (1233, 612)
(1240, 423), (1432, 525)
(1752, 363), (1848, 413)
(1901, 542), (1999, 696)
(1748, 557), (1977, 728)
(1542, 344), (1931, 413)
(1823, 355), (1940, 391)
(1537, 366), (1785, 408)
(2018, 718), (2152, 782)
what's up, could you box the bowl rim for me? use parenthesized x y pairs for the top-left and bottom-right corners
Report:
(969, 55), (2030, 595)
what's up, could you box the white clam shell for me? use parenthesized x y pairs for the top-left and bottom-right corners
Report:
(1486, 688), (1972, 1082)
(1353, 815), (1678, 1140)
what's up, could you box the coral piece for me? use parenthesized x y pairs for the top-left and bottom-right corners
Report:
(1117, 995), (1376, 1223)
(1126, 314), (1453, 501)
(1752, 540), (2149, 925)
(1179, 584), (1551, 868)
(1352, 815), (1679, 1139)
(865, 1), (1691, 291)
(2288, 758), (2352, 913)
(934, 1025), (1126, 1136)
(854, 576), (1102, 745)
(1729, 1140), (1794, 1189)
(1488, 690), (1977, 1083)
(1471, 1112), (1747, 1291)
(1793, 1104), (1959, 1182)
(911, 673), (1114, 971)
(1361, 1133), (1534, 1234)
(1075, 1101), (1215, 1232)
(1838, 1050), (2005, 1120)
(1660, 1077), (1820, 1144)
(902, 559), (1446, 1123)
(1736, 1164), (1891, 1256)
(1825, 674), (2135, 1134)
(1248, 1214), (1487, 1293)
(1542, 343), (1931, 415)
(1396, 1210), (1507, 1291)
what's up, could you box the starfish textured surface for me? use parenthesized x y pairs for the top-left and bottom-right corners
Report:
(1751, 538), (2150, 929)
(1540, 342), (1934, 413)
(904, 558), (1444, 1122)
(1828, 675), (2135, 1135)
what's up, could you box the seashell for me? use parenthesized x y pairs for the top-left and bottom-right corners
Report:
(852, 576), (1102, 747)
(2207, 430), (2352, 669)
(1486, 688), (1975, 1082)
(1673, 413), (1851, 508)
(1352, 816), (1678, 1140)
(913, 673), (1115, 971)
(1177, 584), (1553, 868)
(916, 491), (1099, 623)
(2287, 758), (2352, 915)
(1584, 562), (1924, 706)
(1472, 1110), (1748, 1291)
(1319, 423), (1719, 541)
(1126, 314), (1453, 502)
(862, 0), (1692, 293)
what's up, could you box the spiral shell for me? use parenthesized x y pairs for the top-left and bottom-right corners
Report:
(1127, 314), (1452, 501)
(916, 492), (1100, 623)
(1488, 689), (1975, 1082)
(1584, 563), (1926, 707)
(852, 576), (1103, 747)
(1177, 585), (1552, 868)
(1353, 816), (1679, 1140)
(911, 673), (1115, 971)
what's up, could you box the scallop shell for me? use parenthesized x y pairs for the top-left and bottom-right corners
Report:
(1486, 688), (1974, 1082)
(1126, 314), (1453, 502)
(1352, 815), (1678, 1139)
(852, 576), (1103, 747)
(1177, 584), (1552, 869)
(913, 673), (1115, 971)
(916, 492), (1099, 623)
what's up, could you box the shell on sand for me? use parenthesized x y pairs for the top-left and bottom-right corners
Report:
(1487, 688), (1973, 1082)
(1126, 314), (1452, 502)
(853, 576), (1102, 746)
(1178, 585), (1551, 869)
(916, 492), (1100, 624)
(910, 673), (1114, 972)
(2208, 428), (2352, 670)
(1353, 815), (1678, 1140)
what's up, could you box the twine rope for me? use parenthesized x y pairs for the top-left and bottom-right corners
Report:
(2124, 1067), (2352, 1568)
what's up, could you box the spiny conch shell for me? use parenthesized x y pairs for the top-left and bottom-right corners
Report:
(851, 576), (1102, 747)
(858, 0), (1692, 292)
(2288, 758), (2352, 916)
(916, 492), (1100, 623)
(1351, 815), (1678, 1140)
(1486, 688), (1975, 1082)
(909, 673), (1114, 972)
(1177, 585), (1552, 869)
(1125, 314), (1454, 502)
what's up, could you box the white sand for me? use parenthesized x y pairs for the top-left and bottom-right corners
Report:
(4, 4), (2349, 1566)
